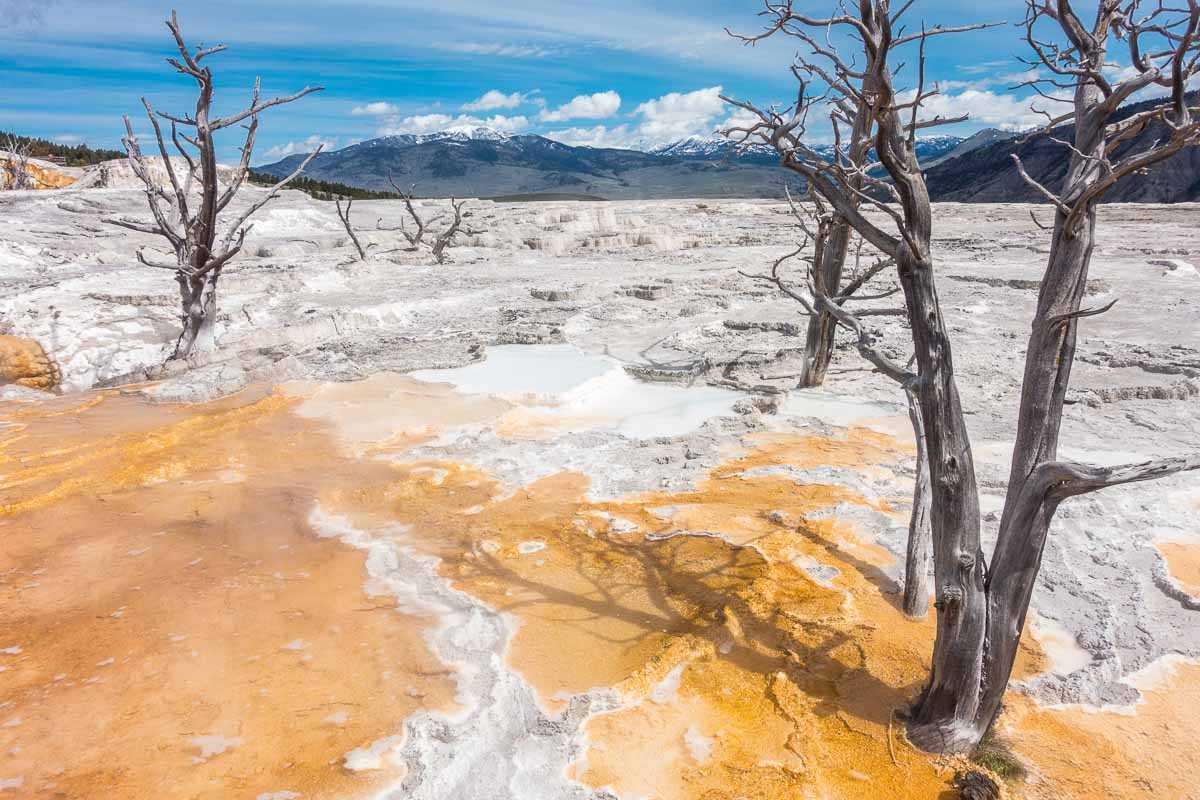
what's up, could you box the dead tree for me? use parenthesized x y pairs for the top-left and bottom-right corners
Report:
(388, 179), (442, 249)
(730, 20), (880, 388)
(105, 11), (322, 359)
(386, 180), (482, 263)
(430, 198), (482, 264)
(740, 189), (933, 618)
(335, 199), (368, 260)
(970, 0), (1200, 750)
(726, 0), (1200, 754)
(2, 134), (33, 190)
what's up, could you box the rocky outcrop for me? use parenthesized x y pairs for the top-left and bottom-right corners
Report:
(0, 335), (61, 391)
(0, 155), (78, 190)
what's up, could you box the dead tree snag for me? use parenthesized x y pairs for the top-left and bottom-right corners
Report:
(727, 0), (1200, 753)
(105, 10), (322, 359)
(2, 134), (34, 190)
(335, 199), (368, 261)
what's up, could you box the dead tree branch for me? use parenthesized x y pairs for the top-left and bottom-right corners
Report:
(104, 10), (323, 359)
(336, 198), (368, 261)
(1, 135), (34, 190)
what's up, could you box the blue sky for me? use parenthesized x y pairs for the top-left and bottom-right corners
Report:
(1, 0), (1046, 160)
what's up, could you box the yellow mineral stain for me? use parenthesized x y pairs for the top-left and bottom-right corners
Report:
(1157, 541), (1200, 598)
(0, 387), (458, 800)
(4, 373), (1188, 800)
(320, 427), (966, 799)
(0, 335), (60, 391)
(0, 158), (76, 190)
(1004, 658), (1200, 799)
(288, 373), (511, 455)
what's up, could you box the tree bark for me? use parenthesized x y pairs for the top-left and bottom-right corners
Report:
(897, 239), (988, 753)
(174, 272), (217, 359)
(797, 219), (852, 388)
(972, 82), (1107, 738)
(901, 384), (932, 619)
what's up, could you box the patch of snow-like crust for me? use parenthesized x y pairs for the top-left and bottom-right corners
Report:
(308, 506), (619, 800)
(412, 344), (739, 439)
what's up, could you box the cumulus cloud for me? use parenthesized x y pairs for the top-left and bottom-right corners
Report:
(377, 113), (530, 135)
(462, 90), (528, 112)
(542, 85), (732, 149)
(539, 86), (734, 149)
(351, 101), (399, 117)
(902, 88), (1049, 130)
(262, 135), (336, 160)
(541, 124), (634, 149)
(632, 86), (725, 142)
(539, 91), (621, 122)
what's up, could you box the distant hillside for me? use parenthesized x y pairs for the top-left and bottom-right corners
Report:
(0, 131), (123, 167)
(925, 92), (1200, 203)
(256, 128), (963, 201)
(924, 128), (1017, 168)
(247, 170), (401, 201)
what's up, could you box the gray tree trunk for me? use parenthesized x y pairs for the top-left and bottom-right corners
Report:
(973, 80), (1107, 734)
(798, 219), (853, 388)
(895, 239), (988, 753)
(909, 80), (1109, 751)
(901, 384), (932, 619)
(174, 272), (218, 359)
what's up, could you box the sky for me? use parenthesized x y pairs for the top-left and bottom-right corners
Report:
(0, 0), (1075, 161)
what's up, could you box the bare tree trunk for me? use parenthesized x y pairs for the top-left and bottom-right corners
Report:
(972, 85), (1106, 735)
(896, 241), (988, 754)
(901, 384), (932, 619)
(336, 198), (368, 260)
(104, 11), (321, 363)
(798, 219), (852, 387)
(723, 0), (1200, 757)
(174, 272), (217, 359)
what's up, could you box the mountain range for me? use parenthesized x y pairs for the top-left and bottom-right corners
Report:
(258, 93), (1200, 202)
(256, 128), (966, 200)
(923, 91), (1200, 203)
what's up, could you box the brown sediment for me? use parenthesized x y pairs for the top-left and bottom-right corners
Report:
(319, 428), (965, 798)
(1003, 659), (1200, 799)
(0, 159), (76, 190)
(0, 387), (458, 800)
(0, 335), (60, 391)
(2, 376), (1184, 800)
(1156, 541), (1200, 598)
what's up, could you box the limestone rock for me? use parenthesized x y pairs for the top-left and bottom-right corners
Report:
(0, 335), (61, 391)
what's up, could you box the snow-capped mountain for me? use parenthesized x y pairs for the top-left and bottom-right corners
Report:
(652, 133), (966, 165)
(367, 126), (513, 149)
(257, 127), (967, 200)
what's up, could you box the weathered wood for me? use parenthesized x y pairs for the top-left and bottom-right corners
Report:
(719, 0), (1191, 756)
(901, 383), (932, 619)
(336, 199), (368, 261)
(105, 11), (322, 360)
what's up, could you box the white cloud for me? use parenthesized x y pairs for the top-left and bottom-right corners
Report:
(900, 88), (1049, 130)
(936, 69), (1040, 94)
(462, 90), (527, 112)
(53, 133), (82, 144)
(632, 86), (726, 143)
(261, 135), (336, 160)
(543, 85), (730, 149)
(438, 42), (555, 59)
(539, 91), (621, 122)
(377, 113), (530, 135)
(542, 124), (634, 148)
(351, 101), (399, 117)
